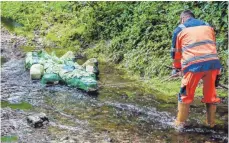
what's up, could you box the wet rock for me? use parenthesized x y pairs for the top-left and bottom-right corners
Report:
(27, 113), (49, 128)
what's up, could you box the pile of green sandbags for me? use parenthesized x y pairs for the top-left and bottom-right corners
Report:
(25, 50), (98, 92)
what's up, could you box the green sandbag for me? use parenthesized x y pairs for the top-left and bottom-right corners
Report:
(66, 76), (98, 92)
(82, 58), (99, 76)
(25, 52), (33, 69)
(41, 73), (61, 84)
(80, 77), (98, 91)
(43, 61), (62, 74)
(39, 50), (52, 60)
(25, 50), (99, 92)
(25, 52), (40, 69)
(30, 64), (44, 80)
(59, 68), (92, 81)
(60, 51), (75, 61)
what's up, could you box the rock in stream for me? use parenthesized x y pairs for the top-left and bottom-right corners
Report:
(27, 113), (49, 128)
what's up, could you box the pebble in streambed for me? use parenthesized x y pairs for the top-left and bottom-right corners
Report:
(27, 113), (49, 128)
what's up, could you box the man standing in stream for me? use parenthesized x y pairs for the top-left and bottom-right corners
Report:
(170, 10), (222, 128)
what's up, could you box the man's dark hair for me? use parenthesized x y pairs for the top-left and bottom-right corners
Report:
(181, 10), (195, 18)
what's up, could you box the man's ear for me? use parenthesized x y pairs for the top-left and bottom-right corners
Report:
(180, 18), (184, 24)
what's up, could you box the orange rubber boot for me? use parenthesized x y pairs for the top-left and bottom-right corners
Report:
(206, 103), (216, 128)
(175, 102), (190, 127)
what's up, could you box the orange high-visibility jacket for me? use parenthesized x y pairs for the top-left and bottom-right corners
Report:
(171, 18), (222, 74)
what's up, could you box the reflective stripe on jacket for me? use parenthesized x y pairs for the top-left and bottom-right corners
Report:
(171, 18), (222, 74)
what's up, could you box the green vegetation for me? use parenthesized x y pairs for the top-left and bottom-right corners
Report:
(1, 101), (33, 110)
(20, 46), (35, 52)
(1, 136), (18, 142)
(1, 2), (228, 96)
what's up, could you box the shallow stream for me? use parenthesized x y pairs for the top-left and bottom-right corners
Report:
(1, 17), (228, 143)
(1, 58), (228, 143)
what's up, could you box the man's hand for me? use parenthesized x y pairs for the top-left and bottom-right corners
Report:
(161, 68), (181, 82)
(171, 69), (181, 76)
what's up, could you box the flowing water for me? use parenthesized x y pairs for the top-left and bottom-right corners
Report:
(1, 58), (228, 143)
